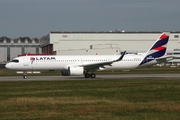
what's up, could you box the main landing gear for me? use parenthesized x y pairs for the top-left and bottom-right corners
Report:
(84, 73), (96, 78)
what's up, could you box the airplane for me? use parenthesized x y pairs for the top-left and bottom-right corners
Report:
(5, 32), (173, 79)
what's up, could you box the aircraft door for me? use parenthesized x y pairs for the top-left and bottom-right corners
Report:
(23, 57), (28, 66)
(107, 57), (112, 62)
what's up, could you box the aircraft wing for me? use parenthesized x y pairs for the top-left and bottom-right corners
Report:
(79, 51), (126, 71)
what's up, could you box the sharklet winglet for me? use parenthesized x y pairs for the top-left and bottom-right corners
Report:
(114, 51), (126, 62)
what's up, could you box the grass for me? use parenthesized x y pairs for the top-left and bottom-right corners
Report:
(0, 78), (180, 120)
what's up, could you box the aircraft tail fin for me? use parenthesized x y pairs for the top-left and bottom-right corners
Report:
(139, 32), (170, 65)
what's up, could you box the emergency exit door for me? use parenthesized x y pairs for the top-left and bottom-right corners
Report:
(23, 57), (28, 66)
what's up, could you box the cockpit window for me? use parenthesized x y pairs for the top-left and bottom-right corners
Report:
(11, 59), (19, 63)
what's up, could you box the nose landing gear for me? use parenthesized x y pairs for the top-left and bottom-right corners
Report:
(23, 72), (28, 79)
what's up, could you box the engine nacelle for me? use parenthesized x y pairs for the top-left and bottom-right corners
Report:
(68, 66), (84, 75)
(61, 66), (84, 76)
(61, 70), (70, 76)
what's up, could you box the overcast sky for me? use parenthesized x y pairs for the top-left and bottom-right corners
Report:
(0, 0), (180, 38)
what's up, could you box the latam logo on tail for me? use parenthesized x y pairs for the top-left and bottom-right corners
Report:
(139, 33), (169, 66)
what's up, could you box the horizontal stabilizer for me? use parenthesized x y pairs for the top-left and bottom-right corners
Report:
(156, 55), (174, 63)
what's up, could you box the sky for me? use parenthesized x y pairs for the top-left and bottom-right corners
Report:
(0, 0), (180, 38)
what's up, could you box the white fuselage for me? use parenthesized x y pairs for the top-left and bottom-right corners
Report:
(5, 54), (157, 71)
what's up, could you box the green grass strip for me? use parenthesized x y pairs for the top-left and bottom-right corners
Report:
(0, 78), (180, 120)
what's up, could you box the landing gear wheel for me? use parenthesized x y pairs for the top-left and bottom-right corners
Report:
(85, 73), (90, 78)
(84, 73), (96, 78)
(23, 75), (28, 79)
(23, 71), (28, 79)
(90, 73), (96, 78)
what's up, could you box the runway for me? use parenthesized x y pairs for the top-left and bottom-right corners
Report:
(0, 74), (180, 82)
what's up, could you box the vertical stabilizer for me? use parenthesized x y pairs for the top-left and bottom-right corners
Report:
(139, 32), (170, 65)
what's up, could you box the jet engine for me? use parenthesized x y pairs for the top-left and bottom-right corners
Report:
(61, 70), (70, 76)
(61, 66), (84, 76)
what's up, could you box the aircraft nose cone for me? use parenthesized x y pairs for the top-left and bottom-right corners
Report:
(5, 63), (12, 69)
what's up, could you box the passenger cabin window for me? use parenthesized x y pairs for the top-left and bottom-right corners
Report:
(11, 59), (19, 63)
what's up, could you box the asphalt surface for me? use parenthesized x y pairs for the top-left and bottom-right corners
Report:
(0, 74), (180, 82)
